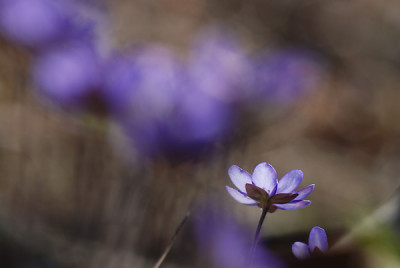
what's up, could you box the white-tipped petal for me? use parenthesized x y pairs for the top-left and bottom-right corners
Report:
(276, 170), (303, 194)
(309, 226), (328, 253)
(252, 162), (277, 195)
(225, 186), (258, 205)
(228, 165), (253, 193)
(273, 200), (311, 210)
(292, 242), (311, 259)
(294, 184), (315, 200)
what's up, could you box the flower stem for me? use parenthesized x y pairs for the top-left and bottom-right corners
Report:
(249, 207), (268, 266)
(153, 210), (190, 268)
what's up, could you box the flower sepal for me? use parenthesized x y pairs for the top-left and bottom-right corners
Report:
(245, 183), (300, 211)
(269, 193), (298, 204)
(245, 183), (269, 209)
(312, 247), (324, 256)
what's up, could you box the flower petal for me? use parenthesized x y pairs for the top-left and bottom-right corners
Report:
(225, 186), (258, 205)
(276, 170), (303, 194)
(251, 162), (277, 195)
(228, 165), (253, 193)
(270, 184), (278, 196)
(294, 184), (315, 200)
(309, 226), (328, 253)
(292, 242), (311, 259)
(273, 200), (311, 210)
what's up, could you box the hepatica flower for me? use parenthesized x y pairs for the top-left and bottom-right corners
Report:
(188, 28), (254, 104)
(253, 48), (325, 104)
(32, 40), (102, 108)
(0, 0), (73, 49)
(194, 203), (285, 268)
(292, 226), (328, 259)
(226, 162), (314, 212)
(105, 45), (236, 159)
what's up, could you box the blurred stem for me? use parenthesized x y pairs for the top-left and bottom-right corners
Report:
(153, 210), (191, 268)
(250, 207), (268, 266)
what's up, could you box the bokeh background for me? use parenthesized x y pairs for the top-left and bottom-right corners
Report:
(0, 0), (399, 267)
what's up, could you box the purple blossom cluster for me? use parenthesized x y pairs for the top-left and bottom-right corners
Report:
(0, 0), (326, 158)
(0, 0), (106, 111)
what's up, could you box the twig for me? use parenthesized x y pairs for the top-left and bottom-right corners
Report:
(153, 210), (191, 268)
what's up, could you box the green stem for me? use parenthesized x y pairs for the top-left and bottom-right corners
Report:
(249, 207), (268, 266)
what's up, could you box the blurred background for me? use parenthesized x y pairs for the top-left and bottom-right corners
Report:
(0, 0), (399, 267)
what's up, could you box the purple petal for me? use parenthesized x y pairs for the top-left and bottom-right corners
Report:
(270, 184), (278, 196)
(276, 170), (303, 194)
(251, 162), (277, 195)
(273, 200), (311, 210)
(292, 242), (311, 259)
(228, 165), (253, 193)
(225, 186), (257, 205)
(309, 226), (328, 253)
(294, 184), (315, 200)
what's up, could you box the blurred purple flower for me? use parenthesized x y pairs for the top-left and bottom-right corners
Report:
(226, 162), (314, 211)
(100, 55), (140, 115)
(0, 0), (74, 48)
(101, 46), (183, 117)
(0, 0), (108, 51)
(188, 28), (254, 103)
(254, 48), (325, 103)
(194, 204), (285, 268)
(32, 40), (102, 108)
(292, 226), (328, 259)
(119, 91), (234, 158)
(167, 89), (234, 149)
(102, 46), (185, 156)
(104, 46), (235, 158)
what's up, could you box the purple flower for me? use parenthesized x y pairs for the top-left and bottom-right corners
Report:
(253, 48), (325, 103)
(105, 45), (236, 158)
(292, 226), (328, 259)
(194, 203), (286, 268)
(166, 89), (235, 149)
(0, 0), (73, 48)
(101, 46), (185, 117)
(117, 86), (235, 159)
(32, 40), (102, 108)
(102, 46), (184, 118)
(103, 46), (186, 157)
(188, 28), (254, 103)
(100, 54), (140, 115)
(225, 162), (314, 211)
